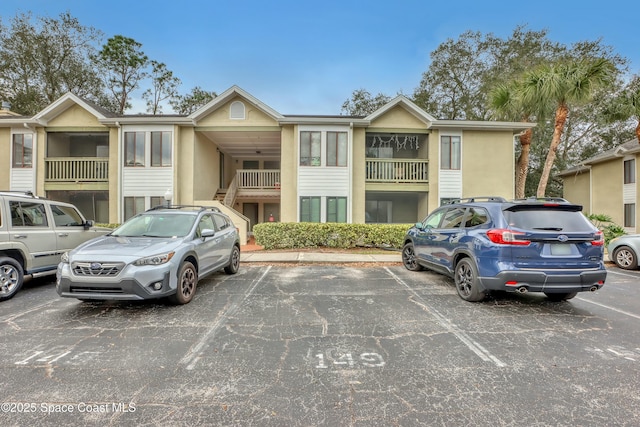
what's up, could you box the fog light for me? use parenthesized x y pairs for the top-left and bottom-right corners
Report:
(152, 282), (162, 291)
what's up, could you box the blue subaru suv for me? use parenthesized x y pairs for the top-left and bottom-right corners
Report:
(402, 197), (607, 302)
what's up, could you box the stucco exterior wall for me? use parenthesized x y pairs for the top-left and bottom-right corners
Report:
(0, 128), (10, 189)
(108, 126), (119, 223)
(279, 125), (297, 222)
(177, 127), (196, 205)
(562, 171), (591, 212)
(196, 97), (278, 127)
(592, 160), (623, 225)
(351, 127), (366, 223)
(193, 131), (219, 201)
(369, 106), (427, 129)
(47, 105), (104, 128)
(461, 130), (514, 199)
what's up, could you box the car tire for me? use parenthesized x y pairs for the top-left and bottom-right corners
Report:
(454, 258), (486, 302)
(545, 292), (578, 301)
(170, 261), (198, 305)
(224, 245), (240, 275)
(612, 246), (638, 270)
(0, 257), (24, 302)
(402, 242), (423, 271)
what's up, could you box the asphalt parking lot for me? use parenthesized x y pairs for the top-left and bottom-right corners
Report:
(1, 263), (639, 426)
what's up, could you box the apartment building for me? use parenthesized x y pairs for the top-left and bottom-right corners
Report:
(0, 86), (533, 244)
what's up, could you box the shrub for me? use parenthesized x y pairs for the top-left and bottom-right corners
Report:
(587, 213), (625, 245)
(252, 222), (412, 250)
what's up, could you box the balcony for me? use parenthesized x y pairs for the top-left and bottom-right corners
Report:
(366, 159), (428, 183)
(45, 157), (109, 182)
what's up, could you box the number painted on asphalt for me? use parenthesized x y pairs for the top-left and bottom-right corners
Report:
(314, 351), (385, 368)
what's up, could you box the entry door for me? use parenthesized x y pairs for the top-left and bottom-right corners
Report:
(243, 203), (259, 232)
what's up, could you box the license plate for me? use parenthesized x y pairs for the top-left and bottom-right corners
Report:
(550, 244), (572, 255)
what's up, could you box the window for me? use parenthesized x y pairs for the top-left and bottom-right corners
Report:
(327, 132), (348, 167)
(327, 197), (347, 222)
(213, 213), (231, 230)
(124, 197), (145, 221)
(10, 201), (48, 227)
(151, 132), (171, 167)
(50, 205), (84, 226)
(464, 207), (488, 227)
(197, 214), (216, 237)
(125, 132), (145, 167)
(150, 197), (165, 208)
(624, 159), (635, 184)
(365, 200), (392, 223)
(624, 203), (635, 227)
(12, 134), (33, 168)
(442, 207), (466, 228)
(300, 197), (321, 222)
(440, 136), (461, 170)
(300, 131), (321, 166)
(423, 209), (445, 228)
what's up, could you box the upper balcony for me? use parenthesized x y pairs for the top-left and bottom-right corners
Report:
(366, 158), (428, 183)
(45, 157), (109, 182)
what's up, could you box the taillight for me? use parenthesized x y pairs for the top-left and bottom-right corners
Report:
(486, 229), (531, 245)
(591, 231), (604, 246)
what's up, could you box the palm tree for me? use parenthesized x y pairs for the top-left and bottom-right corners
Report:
(489, 82), (536, 198)
(519, 58), (616, 197)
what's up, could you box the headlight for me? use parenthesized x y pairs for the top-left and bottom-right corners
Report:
(60, 252), (69, 263)
(133, 251), (175, 266)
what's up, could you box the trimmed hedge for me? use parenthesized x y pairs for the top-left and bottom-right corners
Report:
(252, 222), (413, 250)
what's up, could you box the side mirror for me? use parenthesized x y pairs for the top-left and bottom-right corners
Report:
(414, 222), (425, 230)
(84, 220), (94, 230)
(201, 228), (215, 238)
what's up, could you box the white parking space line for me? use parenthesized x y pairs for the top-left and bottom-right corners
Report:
(0, 300), (58, 324)
(384, 267), (506, 368)
(180, 266), (271, 371)
(575, 297), (640, 321)
(606, 269), (640, 279)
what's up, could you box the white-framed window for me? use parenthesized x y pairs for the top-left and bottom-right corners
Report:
(440, 135), (461, 170)
(12, 133), (33, 168)
(300, 131), (322, 166)
(230, 101), (245, 119)
(327, 197), (347, 222)
(124, 197), (145, 221)
(124, 132), (145, 167)
(124, 130), (173, 167)
(624, 159), (635, 184)
(624, 203), (635, 228)
(300, 196), (321, 222)
(326, 132), (348, 167)
(151, 131), (171, 167)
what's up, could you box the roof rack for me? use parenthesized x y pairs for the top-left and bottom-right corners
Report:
(447, 196), (507, 204)
(0, 190), (40, 198)
(146, 204), (222, 213)
(511, 197), (569, 203)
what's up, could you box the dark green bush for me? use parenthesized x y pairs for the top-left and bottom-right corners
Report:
(587, 213), (626, 245)
(252, 222), (413, 250)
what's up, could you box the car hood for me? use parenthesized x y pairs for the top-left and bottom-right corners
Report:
(70, 235), (185, 260)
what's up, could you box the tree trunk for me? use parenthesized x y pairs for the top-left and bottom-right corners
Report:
(537, 103), (568, 197)
(515, 128), (532, 198)
(636, 120), (640, 144)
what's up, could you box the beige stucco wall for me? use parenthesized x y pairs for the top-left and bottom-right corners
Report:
(351, 127), (366, 222)
(427, 129), (441, 210)
(196, 97), (278, 127)
(279, 125), (297, 222)
(369, 106), (427, 130)
(193, 131), (219, 201)
(562, 171), (591, 212)
(177, 127), (196, 205)
(0, 128), (10, 189)
(108, 126), (119, 223)
(461, 130), (514, 199)
(47, 105), (104, 128)
(592, 160), (623, 225)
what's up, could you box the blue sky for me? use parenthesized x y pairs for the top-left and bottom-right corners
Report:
(1, 0), (638, 115)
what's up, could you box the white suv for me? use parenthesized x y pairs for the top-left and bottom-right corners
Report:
(0, 191), (110, 301)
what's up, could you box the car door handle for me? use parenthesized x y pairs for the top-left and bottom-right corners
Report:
(58, 233), (69, 237)
(14, 235), (27, 239)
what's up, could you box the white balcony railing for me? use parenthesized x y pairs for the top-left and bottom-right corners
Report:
(236, 169), (281, 188)
(45, 157), (109, 182)
(366, 158), (428, 183)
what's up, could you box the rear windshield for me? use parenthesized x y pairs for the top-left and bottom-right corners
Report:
(503, 209), (594, 232)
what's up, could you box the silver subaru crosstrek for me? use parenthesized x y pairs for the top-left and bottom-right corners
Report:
(56, 206), (240, 304)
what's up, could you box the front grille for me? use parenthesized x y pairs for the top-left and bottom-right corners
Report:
(72, 262), (124, 277)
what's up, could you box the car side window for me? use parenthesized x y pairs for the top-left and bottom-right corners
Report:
(10, 201), (48, 227)
(464, 207), (488, 227)
(213, 214), (230, 231)
(423, 209), (445, 228)
(50, 204), (84, 226)
(442, 207), (466, 229)
(196, 214), (216, 237)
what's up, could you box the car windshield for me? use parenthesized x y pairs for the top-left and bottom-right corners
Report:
(504, 209), (594, 232)
(112, 213), (196, 238)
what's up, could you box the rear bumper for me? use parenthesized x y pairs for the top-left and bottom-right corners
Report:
(479, 269), (607, 294)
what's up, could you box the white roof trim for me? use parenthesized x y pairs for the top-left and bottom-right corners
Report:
(365, 95), (437, 125)
(189, 85), (284, 123)
(33, 92), (107, 125)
